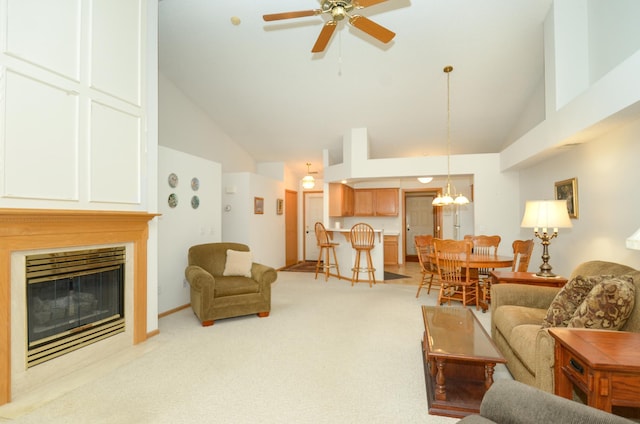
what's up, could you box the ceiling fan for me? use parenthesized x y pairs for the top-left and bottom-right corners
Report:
(263, 0), (396, 53)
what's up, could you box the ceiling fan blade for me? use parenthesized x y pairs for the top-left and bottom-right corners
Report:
(353, 0), (389, 8)
(349, 15), (395, 44)
(311, 21), (337, 53)
(263, 10), (321, 22)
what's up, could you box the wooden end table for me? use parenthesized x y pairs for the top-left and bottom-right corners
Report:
(549, 328), (640, 419)
(489, 270), (568, 287)
(421, 306), (506, 418)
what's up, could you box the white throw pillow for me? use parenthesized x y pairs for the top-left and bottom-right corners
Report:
(223, 249), (252, 277)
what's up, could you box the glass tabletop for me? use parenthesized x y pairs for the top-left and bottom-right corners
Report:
(422, 306), (505, 362)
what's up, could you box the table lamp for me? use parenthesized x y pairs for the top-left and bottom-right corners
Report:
(521, 200), (572, 277)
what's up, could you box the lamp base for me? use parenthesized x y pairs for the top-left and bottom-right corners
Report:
(535, 270), (557, 278)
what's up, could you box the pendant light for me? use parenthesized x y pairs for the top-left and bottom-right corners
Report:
(302, 162), (316, 189)
(432, 66), (469, 206)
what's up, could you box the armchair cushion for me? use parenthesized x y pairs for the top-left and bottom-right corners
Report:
(567, 275), (635, 330)
(223, 249), (253, 277)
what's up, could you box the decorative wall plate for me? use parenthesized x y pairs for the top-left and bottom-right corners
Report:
(191, 177), (200, 191)
(168, 193), (178, 208)
(168, 173), (178, 188)
(191, 195), (200, 209)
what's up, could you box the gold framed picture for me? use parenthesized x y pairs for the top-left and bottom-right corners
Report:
(554, 178), (578, 219)
(276, 198), (284, 215)
(254, 197), (264, 214)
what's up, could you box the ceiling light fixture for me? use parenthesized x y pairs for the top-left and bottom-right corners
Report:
(417, 177), (433, 184)
(432, 66), (469, 207)
(302, 162), (316, 189)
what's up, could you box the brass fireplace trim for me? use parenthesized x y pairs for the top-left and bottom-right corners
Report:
(0, 208), (158, 406)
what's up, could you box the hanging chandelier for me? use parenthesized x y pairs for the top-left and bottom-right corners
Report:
(302, 162), (316, 189)
(432, 66), (469, 207)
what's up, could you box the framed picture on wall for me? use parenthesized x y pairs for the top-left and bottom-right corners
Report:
(276, 198), (284, 215)
(254, 197), (264, 214)
(554, 178), (578, 219)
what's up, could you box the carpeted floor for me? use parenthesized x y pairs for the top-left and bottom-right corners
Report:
(0, 271), (511, 424)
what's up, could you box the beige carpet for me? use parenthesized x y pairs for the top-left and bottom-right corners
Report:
(0, 271), (510, 424)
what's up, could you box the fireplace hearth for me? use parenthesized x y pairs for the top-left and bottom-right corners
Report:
(26, 247), (126, 367)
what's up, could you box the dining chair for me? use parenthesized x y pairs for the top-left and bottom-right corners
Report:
(349, 222), (376, 287)
(465, 235), (501, 304)
(314, 222), (341, 281)
(433, 238), (479, 309)
(511, 239), (534, 272)
(414, 234), (438, 298)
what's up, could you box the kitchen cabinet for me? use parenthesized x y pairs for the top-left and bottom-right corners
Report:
(354, 189), (375, 216)
(384, 235), (399, 265)
(354, 188), (399, 216)
(329, 183), (354, 217)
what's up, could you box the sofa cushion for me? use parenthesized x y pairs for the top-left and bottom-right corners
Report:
(541, 275), (606, 328)
(223, 249), (252, 277)
(567, 275), (635, 330)
(215, 276), (260, 297)
(494, 305), (547, 340)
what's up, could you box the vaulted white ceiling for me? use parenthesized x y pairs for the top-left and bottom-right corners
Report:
(158, 0), (553, 178)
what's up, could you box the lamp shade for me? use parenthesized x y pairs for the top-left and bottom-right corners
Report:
(521, 200), (572, 230)
(301, 175), (315, 189)
(627, 228), (640, 250)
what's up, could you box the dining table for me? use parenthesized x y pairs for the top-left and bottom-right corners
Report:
(428, 252), (514, 311)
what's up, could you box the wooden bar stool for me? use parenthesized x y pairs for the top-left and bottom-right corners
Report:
(350, 223), (376, 287)
(314, 222), (340, 281)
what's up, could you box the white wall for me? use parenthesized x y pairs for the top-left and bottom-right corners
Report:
(518, 117), (640, 278)
(157, 147), (221, 313)
(222, 172), (285, 268)
(159, 73), (255, 173)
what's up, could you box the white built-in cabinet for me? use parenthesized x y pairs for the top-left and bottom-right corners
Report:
(0, 0), (147, 210)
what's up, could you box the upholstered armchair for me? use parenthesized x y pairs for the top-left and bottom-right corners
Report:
(185, 242), (277, 326)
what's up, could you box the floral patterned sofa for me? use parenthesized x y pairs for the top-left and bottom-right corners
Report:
(490, 260), (639, 393)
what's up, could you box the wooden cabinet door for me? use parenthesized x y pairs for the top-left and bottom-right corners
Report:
(375, 188), (399, 216)
(329, 183), (354, 217)
(354, 189), (375, 216)
(384, 235), (399, 265)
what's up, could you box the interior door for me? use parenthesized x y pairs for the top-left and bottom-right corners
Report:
(405, 194), (434, 256)
(284, 189), (298, 267)
(304, 192), (323, 261)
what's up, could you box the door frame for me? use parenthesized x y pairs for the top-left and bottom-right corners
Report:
(402, 188), (442, 262)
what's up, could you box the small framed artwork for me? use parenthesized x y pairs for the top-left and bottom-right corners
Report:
(254, 197), (264, 214)
(555, 178), (578, 219)
(276, 198), (284, 215)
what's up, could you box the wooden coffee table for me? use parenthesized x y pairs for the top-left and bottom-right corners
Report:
(421, 305), (506, 418)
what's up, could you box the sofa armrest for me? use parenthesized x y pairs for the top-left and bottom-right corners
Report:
(534, 328), (556, 393)
(185, 265), (215, 290)
(251, 263), (278, 286)
(459, 380), (633, 424)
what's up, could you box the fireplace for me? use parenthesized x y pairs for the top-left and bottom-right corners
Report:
(0, 209), (157, 406)
(26, 247), (126, 368)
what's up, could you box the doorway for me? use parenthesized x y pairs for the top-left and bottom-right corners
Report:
(403, 189), (442, 262)
(303, 191), (323, 261)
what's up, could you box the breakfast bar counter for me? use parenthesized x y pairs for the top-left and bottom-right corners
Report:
(325, 227), (385, 282)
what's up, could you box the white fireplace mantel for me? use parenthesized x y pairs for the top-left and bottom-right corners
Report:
(0, 208), (158, 406)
